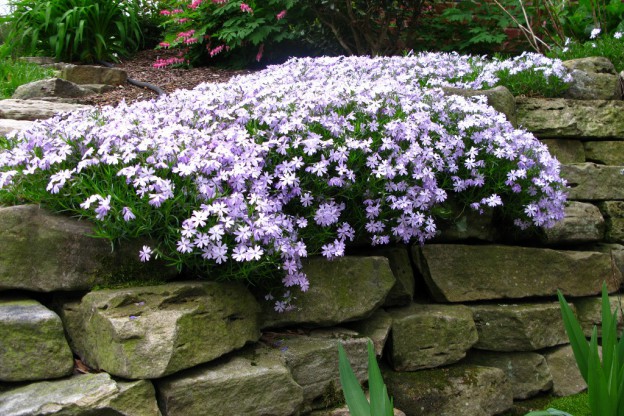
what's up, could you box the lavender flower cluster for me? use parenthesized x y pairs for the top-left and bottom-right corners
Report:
(0, 53), (568, 310)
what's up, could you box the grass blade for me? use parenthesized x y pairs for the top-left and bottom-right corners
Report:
(558, 290), (590, 381)
(338, 343), (370, 416)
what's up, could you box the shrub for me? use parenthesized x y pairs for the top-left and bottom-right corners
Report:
(0, 0), (143, 62)
(305, 0), (427, 56)
(0, 53), (568, 309)
(155, 0), (300, 67)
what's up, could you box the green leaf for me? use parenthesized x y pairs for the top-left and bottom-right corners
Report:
(558, 290), (590, 381)
(338, 343), (370, 416)
(367, 340), (392, 416)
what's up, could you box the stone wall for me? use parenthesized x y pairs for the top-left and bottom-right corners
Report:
(1, 56), (624, 416)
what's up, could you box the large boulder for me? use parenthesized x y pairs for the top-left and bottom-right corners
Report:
(541, 201), (604, 244)
(0, 99), (91, 121)
(413, 244), (621, 302)
(543, 345), (588, 396)
(60, 64), (127, 85)
(465, 351), (552, 399)
(470, 302), (569, 351)
(383, 364), (513, 416)
(442, 86), (517, 127)
(61, 281), (260, 379)
(275, 328), (369, 412)
(562, 57), (621, 100)
(261, 256), (395, 328)
(388, 303), (477, 371)
(0, 372), (161, 416)
(516, 97), (624, 139)
(0, 205), (175, 292)
(12, 78), (93, 100)
(540, 139), (586, 164)
(584, 141), (624, 165)
(562, 163), (624, 200)
(0, 298), (73, 381)
(156, 345), (303, 416)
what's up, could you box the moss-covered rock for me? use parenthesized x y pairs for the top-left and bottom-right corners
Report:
(0, 372), (160, 415)
(61, 281), (260, 379)
(275, 328), (369, 412)
(562, 163), (624, 201)
(383, 364), (513, 416)
(156, 345), (303, 416)
(388, 303), (477, 371)
(413, 244), (620, 302)
(470, 302), (569, 351)
(517, 98), (624, 139)
(0, 205), (176, 292)
(541, 201), (604, 244)
(261, 256), (395, 328)
(465, 351), (552, 399)
(0, 298), (73, 382)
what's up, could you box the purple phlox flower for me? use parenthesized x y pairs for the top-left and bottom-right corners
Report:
(122, 206), (136, 221)
(139, 245), (153, 262)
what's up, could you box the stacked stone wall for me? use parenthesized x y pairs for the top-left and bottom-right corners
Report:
(1, 56), (624, 416)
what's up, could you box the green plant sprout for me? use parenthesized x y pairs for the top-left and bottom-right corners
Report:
(558, 282), (624, 416)
(338, 340), (394, 416)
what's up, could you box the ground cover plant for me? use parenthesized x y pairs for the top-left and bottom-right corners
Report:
(0, 53), (569, 310)
(0, 59), (54, 98)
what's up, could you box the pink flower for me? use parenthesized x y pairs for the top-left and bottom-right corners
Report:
(185, 37), (198, 44)
(158, 42), (170, 48)
(176, 18), (189, 23)
(240, 3), (253, 13)
(209, 44), (225, 57)
(160, 10), (171, 15)
(276, 10), (287, 20)
(171, 8), (184, 14)
(212, 0), (227, 3)
(256, 43), (264, 62)
(189, 0), (203, 9)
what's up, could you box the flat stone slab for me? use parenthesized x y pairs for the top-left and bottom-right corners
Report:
(261, 256), (395, 328)
(383, 364), (513, 416)
(600, 201), (624, 242)
(157, 345), (303, 416)
(584, 141), (624, 165)
(0, 372), (160, 415)
(60, 64), (127, 85)
(562, 163), (624, 200)
(517, 97), (624, 139)
(541, 139), (586, 164)
(0, 298), (73, 382)
(61, 281), (260, 379)
(542, 201), (604, 244)
(348, 309), (392, 357)
(413, 244), (621, 302)
(0, 99), (91, 121)
(275, 328), (369, 412)
(388, 303), (477, 371)
(0, 119), (34, 136)
(465, 351), (552, 399)
(470, 302), (569, 351)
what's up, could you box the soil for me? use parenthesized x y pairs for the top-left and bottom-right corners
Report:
(78, 49), (255, 108)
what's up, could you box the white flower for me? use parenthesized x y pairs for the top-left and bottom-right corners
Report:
(615, 32), (623, 39)
(590, 27), (601, 39)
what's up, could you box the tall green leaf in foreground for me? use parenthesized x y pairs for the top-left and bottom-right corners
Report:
(338, 340), (394, 416)
(558, 282), (624, 416)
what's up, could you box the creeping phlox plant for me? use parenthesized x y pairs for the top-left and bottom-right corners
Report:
(0, 54), (568, 311)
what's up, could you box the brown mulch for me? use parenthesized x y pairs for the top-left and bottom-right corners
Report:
(78, 49), (254, 108)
